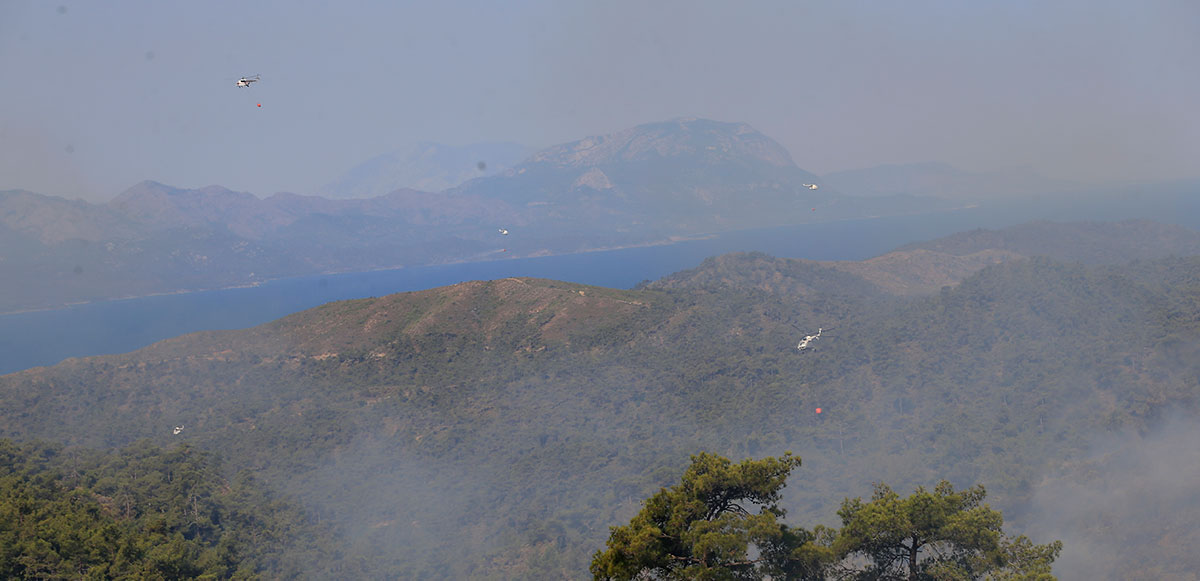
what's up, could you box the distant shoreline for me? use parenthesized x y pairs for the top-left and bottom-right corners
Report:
(0, 206), (984, 318)
(0, 232), (721, 318)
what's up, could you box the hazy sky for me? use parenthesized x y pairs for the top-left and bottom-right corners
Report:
(2, 0), (1197, 200)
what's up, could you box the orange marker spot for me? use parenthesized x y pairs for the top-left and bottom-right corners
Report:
(257, 103), (262, 107)
(815, 407), (822, 414)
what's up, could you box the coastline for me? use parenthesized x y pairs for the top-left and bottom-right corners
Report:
(0, 232), (720, 318)
(0, 203), (986, 318)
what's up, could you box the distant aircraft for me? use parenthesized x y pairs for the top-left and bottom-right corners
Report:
(236, 74), (260, 87)
(498, 228), (509, 235)
(802, 184), (819, 190)
(797, 328), (823, 351)
(173, 425), (184, 435)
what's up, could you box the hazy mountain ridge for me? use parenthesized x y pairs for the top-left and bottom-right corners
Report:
(527, 118), (797, 168)
(0, 183), (522, 312)
(827, 219), (1200, 295)
(4, 119), (1192, 317)
(12, 126), (1194, 318)
(899, 219), (1200, 263)
(647, 220), (1200, 297)
(1, 189), (139, 244)
(110, 181), (291, 239)
(4, 224), (1200, 578)
(452, 118), (846, 232)
(2, 118), (896, 313)
(106, 181), (519, 239)
(823, 162), (1083, 200)
(319, 141), (531, 199)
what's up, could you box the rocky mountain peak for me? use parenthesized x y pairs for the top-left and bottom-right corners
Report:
(526, 118), (797, 169)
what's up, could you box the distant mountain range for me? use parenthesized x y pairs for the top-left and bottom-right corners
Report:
(452, 118), (850, 234)
(4, 219), (1200, 578)
(0, 118), (956, 313)
(822, 161), (1083, 200)
(318, 141), (531, 199)
(0, 182), (517, 313)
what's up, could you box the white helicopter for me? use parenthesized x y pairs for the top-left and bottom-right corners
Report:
(802, 183), (819, 190)
(797, 328), (823, 351)
(236, 74), (260, 88)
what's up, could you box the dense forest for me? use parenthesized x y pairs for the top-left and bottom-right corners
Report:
(0, 439), (349, 579)
(2, 221), (1199, 578)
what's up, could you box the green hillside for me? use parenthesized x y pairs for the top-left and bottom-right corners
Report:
(3, 248), (1200, 578)
(0, 439), (344, 579)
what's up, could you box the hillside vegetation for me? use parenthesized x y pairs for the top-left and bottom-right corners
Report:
(3, 224), (1200, 578)
(0, 439), (343, 579)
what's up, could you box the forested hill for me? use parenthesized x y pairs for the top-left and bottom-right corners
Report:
(3, 232), (1200, 577)
(643, 251), (888, 298)
(0, 439), (346, 579)
(898, 219), (1200, 263)
(650, 219), (1200, 297)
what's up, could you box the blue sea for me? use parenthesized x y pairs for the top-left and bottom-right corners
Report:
(3, 189), (1197, 375)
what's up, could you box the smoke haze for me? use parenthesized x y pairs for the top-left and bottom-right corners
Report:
(1027, 414), (1200, 579)
(2, 1), (1197, 200)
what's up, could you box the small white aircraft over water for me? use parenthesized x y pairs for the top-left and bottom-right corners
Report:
(802, 183), (819, 190)
(498, 228), (509, 235)
(173, 425), (185, 435)
(797, 328), (823, 351)
(236, 74), (260, 87)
